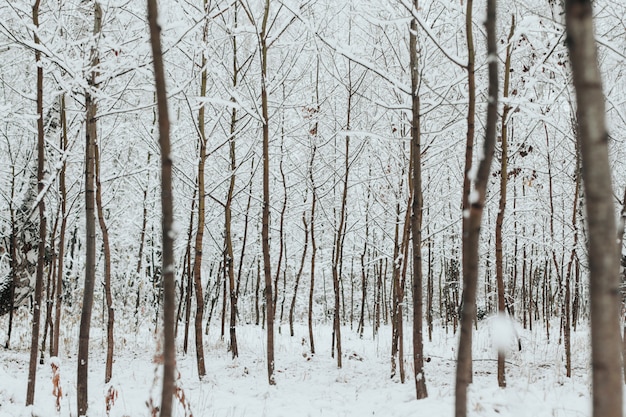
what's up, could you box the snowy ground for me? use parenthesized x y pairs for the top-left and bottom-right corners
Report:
(0, 317), (613, 417)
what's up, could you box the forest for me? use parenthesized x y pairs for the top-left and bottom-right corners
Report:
(0, 0), (625, 416)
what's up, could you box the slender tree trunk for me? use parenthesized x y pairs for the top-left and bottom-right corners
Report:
(52, 95), (68, 358)
(147, 0), (176, 414)
(565, 2), (622, 415)
(259, 0), (275, 385)
(289, 211), (309, 337)
(308, 58), (320, 355)
(94, 141), (114, 383)
(41, 216), (59, 362)
(358, 176), (371, 339)
(226, 2), (239, 359)
(182, 185), (196, 352)
(26, 1), (46, 404)
(495, 16), (515, 388)
(408, 0), (428, 400)
(77, 3), (101, 414)
(459, 0), (476, 384)
(455, 0), (498, 413)
(332, 81), (352, 369)
(192, 0), (210, 378)
(308, 149), (318, 355)
(5, 168), (17, 349)
(617, 185), (626, 383)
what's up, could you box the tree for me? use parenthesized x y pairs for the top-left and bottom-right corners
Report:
(147, 0), (176, 415)
(259, 0), (275, 385)
(25, 0), (46, 406)
(192, 0), (210, 379)
(409, 0), (427, 399)
(95, 137), (114, 383)
(460, 0), (476, 385)
(77, 2), (102, 415)
(565, 1), (623, 416)
(225, 1), (240, 359)
(494, 15), (515, 389)
(455, 0), (499, 414)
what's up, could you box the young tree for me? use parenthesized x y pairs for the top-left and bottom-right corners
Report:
(565, 1), (623, 416)
(494, 15), (515, 389)
(259, 0), (275, 385)
(225, 1), (240, 359)
(192, 0), (210, 379)
(455, 0), (499, 414)
(460, 0), (476, 384)
(409, 0), (427, 399)
(25, 0), (47, 406)
(52, 94), (68, 358)
(147, 0), (176, 415)
(94, 139), (114, 383)
(77, 2), (102, 415)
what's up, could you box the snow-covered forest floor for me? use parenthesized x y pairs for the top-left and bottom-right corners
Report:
(0, 318), (609, 417)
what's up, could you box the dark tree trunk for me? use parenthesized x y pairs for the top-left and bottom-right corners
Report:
(77, 3), (101, 414)
(260, 0), (275, 385)
(565, 1), (622, 415)
(455, 0), (498, 414)
(26, 0), (46, 405)
(147, 0), (176, 414)
(409, 0), (427, 399)
(495, 16), (515, 388)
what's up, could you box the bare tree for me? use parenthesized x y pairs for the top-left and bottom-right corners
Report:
(52, 94), (68, 358)
(459, 0), (476, 384)
(77, 2), (102, 415)
(192, 0), (210, 379)
(565, 1), (622, 416)
(409, 0), (427, 399)
(94, 140), (114, 383)
(494, 15), (515, 389)
(455, 0), (499, 414)
(26, 0), (46, 406)
(147, 0), (176, 415)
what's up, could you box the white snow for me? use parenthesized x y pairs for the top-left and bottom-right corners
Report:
(0, 322), (612, 417)
(469, 189), (480, 204)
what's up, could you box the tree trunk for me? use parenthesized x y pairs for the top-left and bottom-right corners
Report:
(94, 141), (114, 384)
(289, 211), (309, 337)
(455, 0), (498, 413)
(192, 0), (210, 379)
(226, 2), (239, 359)
(331, 83), (352, 369)
(52, 94), (68, 358)
(26, 0), (46, 405)
(495, 15), (515, 389)
(77, 3), (101, 414)
(408, 0), (428, 400)
(182, 184), (196, 353)
(147, 0), (176, 414)
(260, 0), (275, 385)
(459, 0), (476, 385)
(565, 2), (622, 416)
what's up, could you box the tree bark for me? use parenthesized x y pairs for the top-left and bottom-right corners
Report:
(409, 0), (428, 399)
(565, 2), (622, 416)
(94, 141), (114, 384)
(459, 0), (476, 385)
(192, 0), (210, 378)
(26, 0), (46, 405)
(147, 0), (176, 415)
(260, 0), (275, 385)
(455, 0), (498, 414)
(77, 3), (101, 414)
(226, 2), (239, 359)
(52, 94), (68, 358)
(495, 15), (515, 389)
